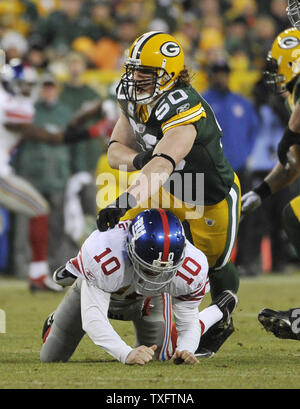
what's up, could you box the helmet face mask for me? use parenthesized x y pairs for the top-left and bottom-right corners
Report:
(287, 0), (300, 30)
(118, 31), (184, 105)
(126, 209), (186, 295)
(263, 28), (300, 94)
(263, 54), (286, 94)
(127, 238), (185, 294)
(120, 63), (173, 104)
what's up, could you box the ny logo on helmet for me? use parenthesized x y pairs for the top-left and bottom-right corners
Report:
(132, 217), (146, 240)
(160, 41), (181, 57)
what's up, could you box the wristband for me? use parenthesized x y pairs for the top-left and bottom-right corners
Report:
(108, 140), (121, 148)
(152, 153), (176, 171)
(283, 127), (300, 144)
(253, 181), (272, 200)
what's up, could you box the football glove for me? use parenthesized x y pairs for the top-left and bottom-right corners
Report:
(133, 149), (154, 170)
(241, 191), (262, 217)
(96, 192), (137, 231)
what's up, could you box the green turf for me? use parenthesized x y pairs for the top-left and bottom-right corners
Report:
(1, 273), (300, 389)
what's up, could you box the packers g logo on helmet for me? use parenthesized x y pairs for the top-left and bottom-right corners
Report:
(263, 28), (300, 93)
(117, 31), (184, 104)
(278, 35), (300, 49)
(160, 41), (181, 57)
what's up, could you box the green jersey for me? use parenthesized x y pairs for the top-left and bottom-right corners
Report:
(118, 83), (234, 205)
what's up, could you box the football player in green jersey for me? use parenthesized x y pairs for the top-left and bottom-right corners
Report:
(241, 27), (300, 341)
(96, 31), (241, 357)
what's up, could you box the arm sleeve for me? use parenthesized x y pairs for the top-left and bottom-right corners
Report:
(80, 280), (133, 364)
(172, 299), (202, 354)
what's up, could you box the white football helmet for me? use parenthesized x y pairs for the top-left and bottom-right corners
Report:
(1, 58), (38, 97)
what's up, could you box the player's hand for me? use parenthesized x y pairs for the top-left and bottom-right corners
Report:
(96, 206), (127, 231)
(97, 192), (137, 231)
(133, 149), (154, 170)
(125, 345), (157, 365)
(241, 191), (262, 218)
(171, 350), (200, 365)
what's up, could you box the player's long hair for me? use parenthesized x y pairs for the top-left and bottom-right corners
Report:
(177, 66), (191, 87)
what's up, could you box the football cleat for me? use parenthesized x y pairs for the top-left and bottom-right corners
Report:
(42, 311), (55, 343)
(29, 275), (64, 293)
(195, 318), (235, 358)
(53, 265), (77, 287)
(258, 308), (300, 340)
(194, 348), (214, 359)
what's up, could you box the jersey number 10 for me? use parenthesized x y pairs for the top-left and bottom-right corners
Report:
(94, 248), (121, 276)
(94, 248), (201, 284)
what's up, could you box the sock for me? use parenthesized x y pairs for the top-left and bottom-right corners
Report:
(28, 260), (49, 280)
(199, 305), (223, 335)
(29, 214), (49, 262)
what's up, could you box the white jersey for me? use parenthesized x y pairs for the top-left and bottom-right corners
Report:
(66, 220), (209, 301)
(0, 86), (35, 177)
(66, 220), (209, 362)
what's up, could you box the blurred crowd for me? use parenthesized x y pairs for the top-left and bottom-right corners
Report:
(0, 0), (299, 280)
(0, 0), (292, 95)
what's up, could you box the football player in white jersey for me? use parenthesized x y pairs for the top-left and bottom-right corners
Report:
(0, 59), (62, 291)
(40, 209), (237, 365)
(0, 59), (103, 291)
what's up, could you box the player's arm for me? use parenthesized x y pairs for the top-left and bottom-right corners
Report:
(289, 101), (300, 131)
(4, 99), (104, 145)
(5, 123), (64, 144)
(241, 145), (300, 217)
(127, 124), (196, 203)
(265, 145), (300, 190)
(80, 280), (156, 365)
(277, 102), (300, 166)
(97, 124), (196, 231)
(5, 122), (88, 145)
(106, 111), (140, 172)
(171, 299), (201, 365)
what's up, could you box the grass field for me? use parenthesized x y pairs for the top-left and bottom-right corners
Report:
(1, 272), (300, 390)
